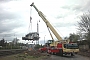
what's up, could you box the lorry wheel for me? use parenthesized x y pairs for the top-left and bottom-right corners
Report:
(41, 51), (43, 53)
(60, 49), (63, 56)
(54, 53), (56, 55)
(53, 53), (56, 55)
(71, 53), (74, 56)
(51, 52), (54, 55)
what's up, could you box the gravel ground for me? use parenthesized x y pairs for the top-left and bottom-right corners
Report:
(0, 51), (50, 60)
(43, 54), (90, 60)
(1, 50), (90, 60)
(78, 50), (90, 57)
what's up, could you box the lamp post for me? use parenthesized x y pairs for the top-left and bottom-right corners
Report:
(37, 20), (40, 44)
(44, 35), (46, 45)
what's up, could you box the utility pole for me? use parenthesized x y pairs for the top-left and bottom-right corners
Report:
(37, 20), (40, 44)
(44, 35), (46, 45)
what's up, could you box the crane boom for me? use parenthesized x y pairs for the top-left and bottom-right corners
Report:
(30, 3), (62, 40)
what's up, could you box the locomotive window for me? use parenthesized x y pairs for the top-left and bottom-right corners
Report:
(64, 44), (67, 48)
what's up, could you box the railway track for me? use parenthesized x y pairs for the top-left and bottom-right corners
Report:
(0, 49), (27, 57)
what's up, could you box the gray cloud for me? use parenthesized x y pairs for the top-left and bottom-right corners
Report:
(0, 21), (23, 40)
(55, 14), (67, 19)
(61, 5), (83, 11)
(0, 20), (23, 33)
(0, 5), (22, 21)
(61, 6), (71, 10)
(0, 1), (25, 41)
(72, 1), (90, 12)
(0, 0), (14, 2)
(56, 0), (90, 19)
(0, 10), (21, 21)
(53, 22), (76, 28)
(0, 0), (90, 43)
(82, 0), (90, 11)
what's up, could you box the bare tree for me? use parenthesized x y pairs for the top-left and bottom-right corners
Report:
(69, 33), (80, 42)
(78, 12), (90, 33)
(78, 12), (90, 47)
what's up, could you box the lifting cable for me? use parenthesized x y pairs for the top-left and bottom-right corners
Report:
(47, 26), (54, 41)
(28, 6), (32, 33)
(47, 26), (56, 46)
(29, 5), (34, 43)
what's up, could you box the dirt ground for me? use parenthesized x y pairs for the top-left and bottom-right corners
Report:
(1, 50), (90, 60)
(78, 50), (90, 57)
(0, 50), (50, 60)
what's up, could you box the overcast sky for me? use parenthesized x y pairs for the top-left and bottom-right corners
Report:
(0, 0), (90, 44)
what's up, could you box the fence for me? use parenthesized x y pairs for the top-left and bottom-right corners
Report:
(79, 45), (89, 51)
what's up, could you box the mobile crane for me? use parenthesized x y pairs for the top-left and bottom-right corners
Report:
(30, 3), (79, 56)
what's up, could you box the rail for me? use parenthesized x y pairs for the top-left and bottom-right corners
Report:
(0, 49), (27, 57)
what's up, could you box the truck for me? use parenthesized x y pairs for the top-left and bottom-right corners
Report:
(38, 40), (54, 53)
(30, 3), (79, 56)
